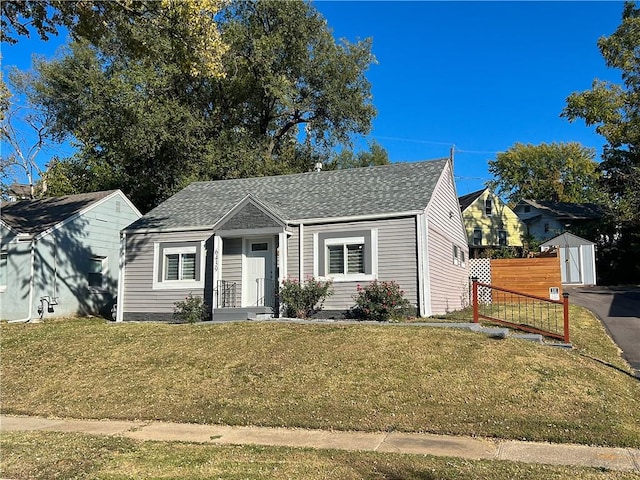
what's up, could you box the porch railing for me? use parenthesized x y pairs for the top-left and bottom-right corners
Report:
(471, 277), (570, 343)
(216, 280), (237, 308)
(256, 278), (277, 309)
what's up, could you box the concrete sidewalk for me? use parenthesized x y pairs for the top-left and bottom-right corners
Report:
(2, 414), (639, 472)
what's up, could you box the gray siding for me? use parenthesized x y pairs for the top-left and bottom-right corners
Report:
(221, 238), (242, 306)
(123, 230), (211, 319)
(286, 225), (300, 282)
(302, 217), (418, 312)
(1, 192), (140, 320)
(426, 162), (470, 314)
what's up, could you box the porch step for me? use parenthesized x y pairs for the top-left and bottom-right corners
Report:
(213, 307), (273, 322)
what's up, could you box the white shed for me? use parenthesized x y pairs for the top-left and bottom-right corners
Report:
(540, 232), (597, 286)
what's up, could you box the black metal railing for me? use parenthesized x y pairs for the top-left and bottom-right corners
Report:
(216, 280), (237, 308)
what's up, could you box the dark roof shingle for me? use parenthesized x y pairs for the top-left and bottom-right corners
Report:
(127, 159), (449, 231)
(1, 190), (117, 235)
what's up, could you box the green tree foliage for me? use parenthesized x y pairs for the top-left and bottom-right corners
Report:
(324, 141), (389, 170)
(21, 0), (376, 212)
(562, 1), (640, 283)
(1, 0), (227, 78)
(563, 2), (640, 223)
(487, 142), (604, 204)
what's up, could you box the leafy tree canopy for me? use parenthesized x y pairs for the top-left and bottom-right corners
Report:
(487, 142), (604, 205)
(562, 1), (640, 226)
(324, 141), (389, 170)
(1, 0), (227, 78)
(21, 0), (377, 212)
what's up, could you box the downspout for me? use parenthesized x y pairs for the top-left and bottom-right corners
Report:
(9, 238), (35, 323)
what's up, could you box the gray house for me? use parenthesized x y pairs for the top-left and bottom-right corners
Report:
(540, 232), (597, 286)
(118, 159), (470, 321)
(513, 199), (602, 242)
(1, 190), (141, 321)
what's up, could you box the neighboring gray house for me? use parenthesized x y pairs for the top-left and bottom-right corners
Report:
(118, 159), (470, 321)
(513, 199), (602, 241)
(541, 232), (597, 286)
(0, 190), (141, 321)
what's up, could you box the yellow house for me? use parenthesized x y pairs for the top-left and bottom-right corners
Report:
(458, 188), (526, 257)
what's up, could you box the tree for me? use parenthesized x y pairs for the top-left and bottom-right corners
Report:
(562, 1), (640, 283)
(1, 0), (227, 78)
(26, 0), (377, 212)
(487, 142), (604, 204)
(1, 70), (59, 198)
(324, 141), (390, 170)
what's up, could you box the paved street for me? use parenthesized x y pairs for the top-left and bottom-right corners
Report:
(566, 286), (640, 377)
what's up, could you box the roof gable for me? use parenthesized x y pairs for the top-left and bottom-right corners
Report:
(0, 190), (127, 236)
(458, 188), (487, 211)
(540, 232), (596, 247)
(214, 195), (286, 232)
(127, 159), (450, 232)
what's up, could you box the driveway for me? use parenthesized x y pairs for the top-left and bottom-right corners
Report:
(565, 286), (640, 378)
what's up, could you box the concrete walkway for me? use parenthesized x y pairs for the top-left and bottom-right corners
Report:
(2, 414), (639, 472)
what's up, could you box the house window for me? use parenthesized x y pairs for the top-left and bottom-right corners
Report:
(460, 249), (466, 267)
(164, 252), (196, 281)
(153, 241), (204, 290)
(498, 230), (508, 246)
(485, 198), (493, 216)
(88, 256), (106, 289)
(314, 230), (377, 282)
(0, 248), (7, 292)
(453, 244), (459, 265)
(327, 242), (364, 275)
(473, 228), (482, 246)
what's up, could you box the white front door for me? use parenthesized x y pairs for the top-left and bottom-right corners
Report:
(244, 238), (274, 307)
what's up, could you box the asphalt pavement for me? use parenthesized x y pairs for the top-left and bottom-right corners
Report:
(566, 286), (640, 377)
(1, 414), (639, 472)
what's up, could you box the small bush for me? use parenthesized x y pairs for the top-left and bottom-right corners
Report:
(351, 280), (411, 322)
(280, 277), (333, 318)
(173, 293), (209, 323)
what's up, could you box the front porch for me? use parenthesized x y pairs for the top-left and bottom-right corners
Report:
(209, 194), (291, 321)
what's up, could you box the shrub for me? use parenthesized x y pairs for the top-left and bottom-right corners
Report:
(173, 293), (209, 323)
(351, 280), (411, 322)
(279, 277), (333, 318)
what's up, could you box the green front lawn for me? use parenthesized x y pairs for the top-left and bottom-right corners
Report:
(1, 306), (638, 448)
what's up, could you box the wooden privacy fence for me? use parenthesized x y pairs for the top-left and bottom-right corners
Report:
(471, 277), (570, 343)
(470, 256), (563, 300)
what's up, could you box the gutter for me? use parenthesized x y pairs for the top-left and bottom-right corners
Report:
(8, 238), (35, 323)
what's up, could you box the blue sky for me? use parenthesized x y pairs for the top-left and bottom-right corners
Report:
(1, 1), (626, 195)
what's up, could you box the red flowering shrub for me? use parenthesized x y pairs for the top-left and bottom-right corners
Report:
(280, 277), (333, 318)
(351, 280), (411, 322)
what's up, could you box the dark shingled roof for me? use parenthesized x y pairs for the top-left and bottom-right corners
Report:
(458, 188), (487, 211)
(1, 190), (117, 236)
(127, 159), (449, 231)
(518, 199), (603, 220)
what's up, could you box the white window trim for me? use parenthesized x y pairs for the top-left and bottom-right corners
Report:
(0, 247), (7, 293)
(315, 231), (377, 283)
(152, 242), (205, 290)
(88, 255), (108, 293)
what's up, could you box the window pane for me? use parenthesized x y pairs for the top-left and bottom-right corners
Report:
(165, 254), (179, 280)
(88, 258), (103, 273)
(181, 253), (196, 280)
(251, 243), (268, 251)
(0, 251), (7, 286)
(347, 244), (364, 273)
(328, 245), (344, 274)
